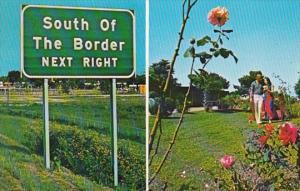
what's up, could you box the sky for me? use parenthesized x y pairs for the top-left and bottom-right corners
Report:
(150, 0), (300, 95)
(0, 0), (145, 76)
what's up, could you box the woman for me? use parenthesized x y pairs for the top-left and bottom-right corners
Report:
(263, 77), (278, 123)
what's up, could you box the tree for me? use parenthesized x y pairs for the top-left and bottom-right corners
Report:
(190, 70), (229, 107)
(0, 76), (7, 82)
(7, 70), (21, 84)
(149, 60), (182, 117)
(234, 71), (263, 95)
(190, 70), (229, 92)
(149, 60), (181, 97)
(295, 78), (300, 99)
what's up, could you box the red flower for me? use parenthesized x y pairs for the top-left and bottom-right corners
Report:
(248, 115), (254, 123)
(265, 124), (274, 135)
(220, 155), (235, 169)
(259, 135), (269, 145)
(279, 122), (298, 145)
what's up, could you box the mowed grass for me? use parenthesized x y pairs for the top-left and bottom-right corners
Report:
(0, 118), (111, 191)
(150, 111), (300, 189)
(0, 95), (145, 143)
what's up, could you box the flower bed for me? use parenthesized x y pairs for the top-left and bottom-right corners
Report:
(210, 122), (300, 190)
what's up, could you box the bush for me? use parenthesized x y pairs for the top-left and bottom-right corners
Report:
(148, 94), (176, 117)
(289, 102), (300, 118)
(220, 94), (250, 111)
(24, 123), (145, 190)
(208, 122), (300, 190)
(244, 123), (300, 189)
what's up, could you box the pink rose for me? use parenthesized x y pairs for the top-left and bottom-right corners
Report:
(220, 155), (235, 169)
(207, 7), (229, 26)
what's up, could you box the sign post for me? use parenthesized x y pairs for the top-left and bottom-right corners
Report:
(21, 5), (135, 186)
(43, 79), (50, 169)
(111, 78), (118, 186)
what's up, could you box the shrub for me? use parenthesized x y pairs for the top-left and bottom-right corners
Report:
(244, 123), (300, 189)
(220, 94), (250, 111)
(148, 94), (176, 117)
(24, 123), (145, 189)
(289, 102), (300, 118)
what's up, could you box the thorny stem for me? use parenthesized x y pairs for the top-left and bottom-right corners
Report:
(149, 120), (162, 166)
(150, 56), (201, 184)
(150, 31), (220, 182)
(148, 0), (198, 153)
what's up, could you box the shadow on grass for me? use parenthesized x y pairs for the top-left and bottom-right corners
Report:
(0, 142), (30, 155)
(162, 112), (198, 119)
(214, 109), (248, 114)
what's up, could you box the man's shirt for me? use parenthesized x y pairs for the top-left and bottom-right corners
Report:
(250, 81), (263, 96)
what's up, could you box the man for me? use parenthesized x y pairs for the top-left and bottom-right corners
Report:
(250, 72), (264, 124)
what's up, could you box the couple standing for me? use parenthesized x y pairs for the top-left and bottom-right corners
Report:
(249, 72), (277, 124)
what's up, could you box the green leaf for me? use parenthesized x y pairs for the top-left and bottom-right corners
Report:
(213, 50), (220, 57)
(196, 36), (211, 46)
(263, 151), (270, 162)
(200, 57), (206, 64)
(228, 50), (238, 63)
(209, 48), (216, 52)
(219, 48), (230, 58)
(211, 41), (219, 48)
(213, 29), (222, 33)
(222, 29), (233, 33)
(220, 38), (223, 45)
(183, 47), (195, 58)
(197, 52), (212, 59)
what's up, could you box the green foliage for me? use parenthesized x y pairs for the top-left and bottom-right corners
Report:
(196, 35), (211, 46)
(149, 60), (181, 95)
(220, 93), (250, 111)
(0, 96), (145, 143)
(183, 46), (195, 58)
(191, 31), (238, 65)
(289, 102), (300, 118)
(295, 78), (300, 99)
(149, 60), (184, 116)
(7, 70), (21, 83)
(234, 71), (263, 95)
(148, 95), (176, 117)
(0, 127), (111, 190)
(189, 70), (229, 93)
(24, 123), (145, 190)
(244, 124), (300, 189)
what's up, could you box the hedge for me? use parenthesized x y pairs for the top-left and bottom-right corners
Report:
(23, 122), (145, 190)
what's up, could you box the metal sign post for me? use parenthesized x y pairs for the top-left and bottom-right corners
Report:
(111, 78), (118, 186)
(21, 5), (136, 186)
(43, 79), (50, 169)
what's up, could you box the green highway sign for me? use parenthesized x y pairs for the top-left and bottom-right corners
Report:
(21, 5), (135, 78)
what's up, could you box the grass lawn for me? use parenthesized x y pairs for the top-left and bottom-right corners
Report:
(150, 111), (300, 189)
(0, 95), (145, 143)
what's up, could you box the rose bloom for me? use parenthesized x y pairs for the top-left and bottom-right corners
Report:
(220, 155), (235, 169)
(279, 122), (298, 145)
(248, 115), (254, 123)
(207, 7), (229, 26)
(259, 135), (269, 145)
(265, 124), (274, 135)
